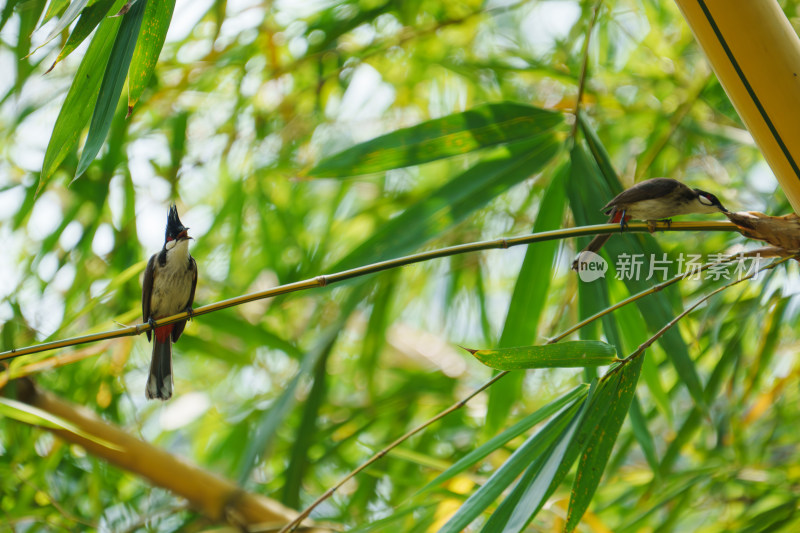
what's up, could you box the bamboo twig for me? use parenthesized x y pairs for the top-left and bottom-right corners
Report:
(570, 0), (603, 140)
(0, 221), (738, 363)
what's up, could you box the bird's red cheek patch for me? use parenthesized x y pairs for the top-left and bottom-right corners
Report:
(155, 325), (174, 343)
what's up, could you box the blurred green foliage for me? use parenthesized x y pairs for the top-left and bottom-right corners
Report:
(1, 0), (800, 531)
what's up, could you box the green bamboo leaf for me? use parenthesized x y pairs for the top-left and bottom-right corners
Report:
(45, 0), (117, 73)
(466, 341), (617, 371)
(42, 0), (89, 44)
(0, 0), (20, 33)
(310, 102), (564, 177)
(41, 0), (70, 25)
(578, 112), (622, 195)
(618, 297), (671, 422)
(436, 390), (587, 533)
(628, 395), (659, 473)
(565, 356), (644, 532)
(490, 380), (601, 533)
(485, 371), (623, 530)
(487, 160), (568, 433)
(332, 136), (562, 272)
(74, 0), (146, 180)
(15, 0), (46, 93)
(40, 0), (126, 190)
(420, 384), (589, 494)
(282, 347), (329, 507)
(127, 0), (176, 112)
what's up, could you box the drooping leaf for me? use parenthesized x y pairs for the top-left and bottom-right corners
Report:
(420, 384), (589, 494)
(627, 394), (659, 473)
(486, 379), (602, 533)
(310, 102), (564, 177)
(41, 0), (70, 26)
(487, 160), (568, 433)
(15, 0), (47, 94)
(46, 0), (117, 72)
(74, 0), (146, 179)
(467, 340), (617, 370)
(565, 355), (644, 532)
(436, 389), (587, 533)
(127, 0), (176, 112)
(332, 136), (562, 272)
(40, 0), (127, 190)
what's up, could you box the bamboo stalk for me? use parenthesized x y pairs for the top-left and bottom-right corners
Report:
(674, 0), (800, 211)
(14, 379), (327, 532)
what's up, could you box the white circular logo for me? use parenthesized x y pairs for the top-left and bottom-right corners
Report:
(574, 251), (608, 282)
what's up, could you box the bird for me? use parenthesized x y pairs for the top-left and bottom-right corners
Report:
(572, 178), (728, 271)
(142, 205), (198, 400)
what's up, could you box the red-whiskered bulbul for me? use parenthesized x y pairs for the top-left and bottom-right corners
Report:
(142, 205), (198, 400)
(572, 178), (728, 270)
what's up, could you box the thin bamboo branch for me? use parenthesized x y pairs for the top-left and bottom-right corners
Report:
(570, 0), (603, 140)
(0, 220), (739, 363)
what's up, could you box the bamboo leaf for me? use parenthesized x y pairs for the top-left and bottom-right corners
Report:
(332, 136), (562, 272)
(40, 0), (126, 189)
(42, 0), (90, 45)
(127, 0), (176, 112)
(487, 160), (568, 433)
(489, 380), (601, 533)
(74, 0), (146, 180)
(46, 0), (117, 72)
(628, 394), (659, 473)
(0, 0), (20, 33)
(41, 0), (70, 26)
(310, 102), (564, 177)
(466, 341), (617, 371)
(485, 370), (625, 530)
(420, 384), (589, 494)
(565, 355), (644, 532)
(15, 0), (47, 94)
(436, 389), (587, 533)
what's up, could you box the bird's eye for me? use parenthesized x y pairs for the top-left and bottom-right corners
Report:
(699, 195), (714, 205)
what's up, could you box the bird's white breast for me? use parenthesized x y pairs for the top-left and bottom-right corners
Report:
(150, 239), (193, 318)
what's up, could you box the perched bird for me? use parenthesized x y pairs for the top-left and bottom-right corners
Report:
(572, 178), (728, 270)
(142, 205), (198, 400)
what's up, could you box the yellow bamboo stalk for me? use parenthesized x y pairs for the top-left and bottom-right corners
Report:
(674, 0), (800, 212)
(15, 379), (327, 531)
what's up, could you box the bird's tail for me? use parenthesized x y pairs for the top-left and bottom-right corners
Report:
(146, 340), (173, 400)
(571, 234), (612, 271)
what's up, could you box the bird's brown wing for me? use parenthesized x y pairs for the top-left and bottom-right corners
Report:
(142, 254), (157, 342)
(601, 178), (682, 213)
(172, 255), (198, 342)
